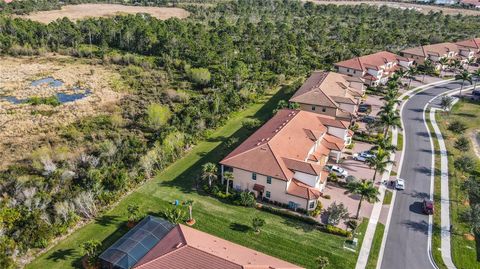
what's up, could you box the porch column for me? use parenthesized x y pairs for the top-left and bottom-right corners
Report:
(336, 152), (341, 163)
(221, 164), (224, 184)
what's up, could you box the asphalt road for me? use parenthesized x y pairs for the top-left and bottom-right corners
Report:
(380, 80), (467, 269)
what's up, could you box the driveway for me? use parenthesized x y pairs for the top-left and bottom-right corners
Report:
(380, 80), (469, 269)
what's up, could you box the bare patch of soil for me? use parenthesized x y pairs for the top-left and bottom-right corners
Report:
(0, 56), (125, 168)
(17, 4), (189, 24)
(308, 1), (480, 15)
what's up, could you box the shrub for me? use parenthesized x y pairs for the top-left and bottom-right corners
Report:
(162, 206), (186, 224)
(81, 239), (101, 265)
(316, 256), (330, 269)
(258, 205), (319, 226)
(448, 120), (467, 134)
(454, 136), (470, 152)
(242, 118), (262, 130)
(454, 155), (476, 174)
(325, 225), (352, 237)
(233, 191), (256, 207)
(26, 96), (61, 107)
(308, 202), (323, 217)
(323, 194), (331, 199)
(147, 103), (172, 130)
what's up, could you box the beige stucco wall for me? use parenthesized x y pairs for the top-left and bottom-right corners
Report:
(336, 66), (363, 78)
(298, 103), (337, 117)
(231, 167), (314, 210)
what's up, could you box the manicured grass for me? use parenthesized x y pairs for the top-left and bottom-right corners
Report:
(436, 101), (480, 269)
(28, 86), (366, 269)
(365, 223), (385, 269)
(383, 190), (393, 205)
(426, 113), (448, 269)
(396, 132), (404, 151)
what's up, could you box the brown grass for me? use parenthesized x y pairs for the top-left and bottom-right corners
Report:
(17, 4), (189, 24)
(308, 1), (480, 15)
(0, 56), (125, 169)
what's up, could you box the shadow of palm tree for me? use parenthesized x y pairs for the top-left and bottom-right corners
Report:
(230, 222), (251, 232)
(47, 248), (76, 262)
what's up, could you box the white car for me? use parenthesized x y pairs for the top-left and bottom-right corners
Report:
(353, 151), (376, 162)
(395, 178), (405, 190)
(328, 165), (348, 178)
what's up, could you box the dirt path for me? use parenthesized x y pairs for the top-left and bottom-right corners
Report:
(308, 1), (480, 15)
(17, 4), (189, 23)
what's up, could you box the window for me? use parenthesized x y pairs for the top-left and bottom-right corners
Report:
(309, 201), (315, 209)
(347, 68), (350, 72)
(311, 106), (316, 111)
(321, 107), (326, 112)
(252, 173), (257, 180)
(267, 176), (272, 184)
(266, 191), (271, 198)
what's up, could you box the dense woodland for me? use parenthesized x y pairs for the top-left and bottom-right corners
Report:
(1, 0), (480, 267)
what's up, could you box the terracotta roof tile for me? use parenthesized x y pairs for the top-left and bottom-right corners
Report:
(289, 71), (360, 109)
(401, 42), (459, 58)
(334, 51), (407, 72)
(134, 224), (302, 269)
(220, 110), (347, 181)
(287, 179), (322, 200)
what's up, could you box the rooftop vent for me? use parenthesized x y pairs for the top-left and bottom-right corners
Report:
(175, 242), (183, 249)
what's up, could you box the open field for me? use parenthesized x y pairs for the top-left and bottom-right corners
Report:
(27, 86), (367, 269)
(309, 1), (480, 15)
(17, 4), (189, 24)
(0, 56), (124, 168)
(437, 100), (480, 269)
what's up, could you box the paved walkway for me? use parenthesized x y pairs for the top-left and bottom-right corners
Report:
(430, 108), (456, 269)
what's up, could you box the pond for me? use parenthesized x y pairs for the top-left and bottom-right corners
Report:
(1, 77), (91, 105)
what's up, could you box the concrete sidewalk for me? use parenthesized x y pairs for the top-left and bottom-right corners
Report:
(430, 107), (456, 269)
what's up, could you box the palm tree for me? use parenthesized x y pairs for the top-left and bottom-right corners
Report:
(407, 66), (418, 89)
(472, 68), (480, 90)
(366, 148), (393, 181)
(421, 59), (435, 82)
(185, 200), (194, 222)
(449, 59), (461, 75)
(466, 57), (476, 71)
(371, 136), (396, 153)
(440, 95), (454, 113)
(201, 162), (218, 187)
(224, 171), (234, 195)
(379, 110), (401, 137)
(439, 57), (449, 77)
(346, 180), (380, 219)
(455, 70), (473, 98)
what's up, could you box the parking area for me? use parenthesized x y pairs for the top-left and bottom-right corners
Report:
(357, 94), (383, 132)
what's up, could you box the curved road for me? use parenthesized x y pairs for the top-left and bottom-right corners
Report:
(380, 80), (467, 269)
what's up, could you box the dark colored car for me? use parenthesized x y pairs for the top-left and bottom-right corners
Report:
(423, 199), (434, 215)
(472, 89), (480, 96)
(358, 104), (372, 113)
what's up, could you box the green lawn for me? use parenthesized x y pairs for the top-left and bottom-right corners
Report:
(436, 101), (480, 269)
(426, 112), (448, 269)
(365, 223), (385, 269)
(28, 86), (366, 269)
(383, 190), (393, 205)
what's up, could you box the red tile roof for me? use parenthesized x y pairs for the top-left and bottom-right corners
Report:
(401, 42), (459, 58)
(456, 38), (480, 50)
(287, 179), (322, 200)
(220, 109), (347, 181)
(134, 224), (302, 269)
(334, 51), (407, 72)
(289, 71), (361, 108)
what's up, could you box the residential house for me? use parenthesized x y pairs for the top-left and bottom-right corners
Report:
(99, 216), (303, 269)
(400, 42), (463, 69)
(456, 37), (480, 61)
(460, 0), (480, 8)
(334, 51), (413, 86)
(219, 109), (351, 211)
(289, 71), (365, 122)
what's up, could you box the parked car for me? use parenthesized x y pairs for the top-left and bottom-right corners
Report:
(358, 104), (372, 113)
(472, 89), (480, 96)
(395, 178), (405, 190)
(360, 115), (376, 124)
(353, 151), (376, 162)
(423, 199), (434, 215)
(326, 165), (348, 178)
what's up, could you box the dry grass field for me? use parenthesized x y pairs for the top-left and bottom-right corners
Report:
(309, 1), (480, 15)
(18, 4), (189, 24)
(0, 56), (125, 168)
